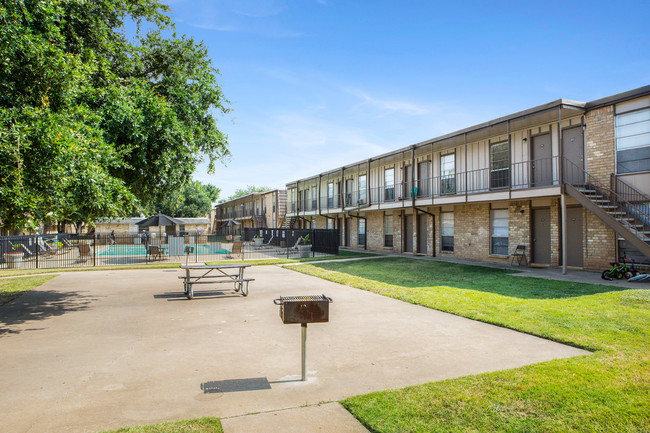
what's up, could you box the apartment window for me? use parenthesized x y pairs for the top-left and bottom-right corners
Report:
(491, 209), (509, 255)
(358, 219), (366, 246)
(327, 218), (334, 230)
(440, 153), (456, 194)
(384, 168), (395, 201)
(384, 214), (393, 247)
(327, 183), (334, 208)
(440, 212), (454, 252)
(490, 141), (509, 189)
(311, 186), (317, 210)
(311, 218), (316, 229)
(616, 107), (650, 173)
(358, 174), (367, 204)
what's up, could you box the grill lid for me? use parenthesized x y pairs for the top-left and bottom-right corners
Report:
(273, 294), (333, 305)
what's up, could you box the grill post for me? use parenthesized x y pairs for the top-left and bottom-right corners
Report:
(273, 294), (332, 382)
(301, 323), (307, 381)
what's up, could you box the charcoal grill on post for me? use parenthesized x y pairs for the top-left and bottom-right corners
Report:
(273, 295), (333, 381)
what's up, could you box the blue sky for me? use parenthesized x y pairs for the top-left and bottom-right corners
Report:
(164, 0), (650, 200)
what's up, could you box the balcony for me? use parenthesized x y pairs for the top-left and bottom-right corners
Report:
(286, 157), (561, 215)
(215, 209), (264, 220)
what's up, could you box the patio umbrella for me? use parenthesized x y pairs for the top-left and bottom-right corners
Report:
(137, 213), (182, 228)
(222, 219), (241, 227)
(137, 213), (183, 239)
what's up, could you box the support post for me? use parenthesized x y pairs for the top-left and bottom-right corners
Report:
(301, 323), (307, 381)
(561, 192), (567, 275)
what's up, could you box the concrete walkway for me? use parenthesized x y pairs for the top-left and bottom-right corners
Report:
(0, 265), (590, 433)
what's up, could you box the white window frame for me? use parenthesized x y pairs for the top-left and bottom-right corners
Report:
(384, 214), (393, 248)
(440, 211), (454, 253)
(358, 218), (366, 246)
(490, 208), (509, 256)
(615, 107), (650, 174)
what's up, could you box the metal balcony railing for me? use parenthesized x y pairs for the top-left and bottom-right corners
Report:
(287, 157), (562, 212)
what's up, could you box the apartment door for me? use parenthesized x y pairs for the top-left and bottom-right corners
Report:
(566, 207), (584, 268)
(562, 126), (585, 185)
(404, 214), (414, 252)
(344, 218), (350, 247)
(417, 213), (428, 254)
(532, 208), (551, 265)
(531, 134), (552, 187)
(404, 165), (413, 199)
(345, 179), (354, 207)
(418, 161), (430, 197)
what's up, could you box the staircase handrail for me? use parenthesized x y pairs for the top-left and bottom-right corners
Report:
(611, 173), (650, 205)
(564, 158), (650, 227)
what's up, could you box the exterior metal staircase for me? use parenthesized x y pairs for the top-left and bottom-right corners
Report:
(563, 159), (650, 261)
(281, 216), (296, 229)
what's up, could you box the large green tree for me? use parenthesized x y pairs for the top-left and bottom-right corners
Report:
(155, 181), (220, 218)
(0, 0), (229, 232)
(224, 185), (272, 202)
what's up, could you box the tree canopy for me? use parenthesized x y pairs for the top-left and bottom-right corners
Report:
(155, 181), (220, 218)
(224, 185), (273, 202)
(0, 0), (230, 232)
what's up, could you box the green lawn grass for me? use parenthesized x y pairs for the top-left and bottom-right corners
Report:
(101, 417), (222, 433)
(0, 275), (58, 305)
(292, 257), (650, 433)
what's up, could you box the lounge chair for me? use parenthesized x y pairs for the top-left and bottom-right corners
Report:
(36, 238), (48, 255)
(8, 241), (32, 258)
(44, 242), (57, 256)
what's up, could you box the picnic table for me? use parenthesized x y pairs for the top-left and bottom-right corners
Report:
(179, 264), (253, 299)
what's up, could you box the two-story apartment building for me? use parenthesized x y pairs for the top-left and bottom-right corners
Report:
(214, 189), (287, 231)
(286, 86), (650, 271)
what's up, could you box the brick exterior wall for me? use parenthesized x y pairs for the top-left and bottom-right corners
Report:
(584, 105), (617, 267)
(366, 212), (384, 250)
(509, 200), (531, 263)
(584, 209), (616, 270)
(550, 198), (561, 266)
(454, 203), (491, 260)
(585, 106), (616, 180)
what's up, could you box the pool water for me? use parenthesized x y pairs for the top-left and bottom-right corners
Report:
(98, 244), (231, 256)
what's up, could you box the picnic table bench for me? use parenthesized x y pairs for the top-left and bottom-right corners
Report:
(179, 264), (253, 299)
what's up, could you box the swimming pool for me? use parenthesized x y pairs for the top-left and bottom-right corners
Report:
(98, 244), (231, 256)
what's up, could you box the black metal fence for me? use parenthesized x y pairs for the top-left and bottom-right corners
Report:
(0, 229), (340, 270)
(243, 228), (339, 257)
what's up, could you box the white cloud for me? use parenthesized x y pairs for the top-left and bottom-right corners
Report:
(345, 87), (430, 116)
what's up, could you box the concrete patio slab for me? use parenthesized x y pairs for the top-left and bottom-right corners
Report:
(0, 265), (589, 433)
